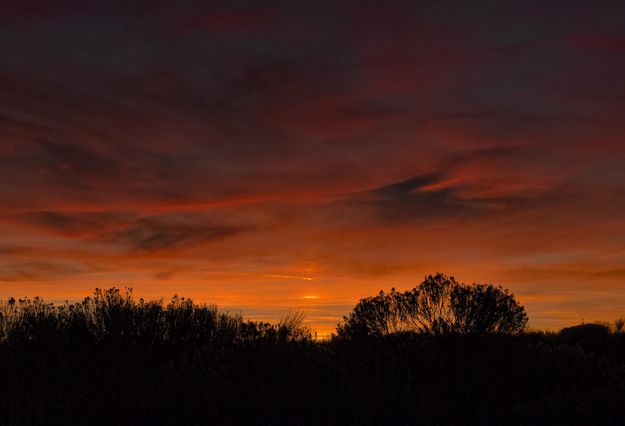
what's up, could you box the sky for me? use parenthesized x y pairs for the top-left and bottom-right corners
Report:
(2, 1), (625, 336)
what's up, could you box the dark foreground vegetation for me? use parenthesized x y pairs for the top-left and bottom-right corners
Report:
(2, 274), (625, 425)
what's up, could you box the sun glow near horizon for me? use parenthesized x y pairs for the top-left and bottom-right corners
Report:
(2, 1), (625, 334)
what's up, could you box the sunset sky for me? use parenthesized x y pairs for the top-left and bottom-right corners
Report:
(2, 1), (625, 336)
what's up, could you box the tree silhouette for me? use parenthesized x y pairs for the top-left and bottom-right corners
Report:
(451, 282), (528, 335)
(337, 273), (528, 337)
(401, 273), (458, 334)
(4, 285), (625, 425)
(334, 288), (406, 337)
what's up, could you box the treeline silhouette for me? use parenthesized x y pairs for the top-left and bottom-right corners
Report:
(1, 274), (625, 425)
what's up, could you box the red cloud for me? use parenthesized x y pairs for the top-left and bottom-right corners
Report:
(169, 9), (275, 34)
(567, 33), (625, 52)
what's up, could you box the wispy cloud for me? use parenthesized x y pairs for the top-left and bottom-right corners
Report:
(1, 0), (625, 330)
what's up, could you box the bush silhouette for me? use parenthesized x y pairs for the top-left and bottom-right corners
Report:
(2, 283), (625, 425)
(559, 322), (611, 353)
(337, 273), (528, 337)
(0, 287), (312, 347)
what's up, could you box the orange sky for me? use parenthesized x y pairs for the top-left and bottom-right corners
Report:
(2, 1), (625, 336)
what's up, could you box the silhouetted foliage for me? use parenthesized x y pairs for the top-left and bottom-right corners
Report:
(337, 273), (528, 338)
(560, 322), (611, 338)
(452, 281), (528, 335)
(2, 283), (625, 425)
(559, 322), (611, 354)
(0, 288), (312, 348)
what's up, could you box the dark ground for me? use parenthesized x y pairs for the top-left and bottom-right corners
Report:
(2, 331), (625, 425)
(1, 293), (625, 425)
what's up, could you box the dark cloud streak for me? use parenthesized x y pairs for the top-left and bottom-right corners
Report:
(1, 0), (625, 330)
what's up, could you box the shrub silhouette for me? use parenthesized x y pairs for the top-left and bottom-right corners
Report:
(560, 322), (611, 338)
(0, 287), (311, 347)
(337, 273), (528, 337)
(559, 322), (611, 353)
(2, 284), (625, 425)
